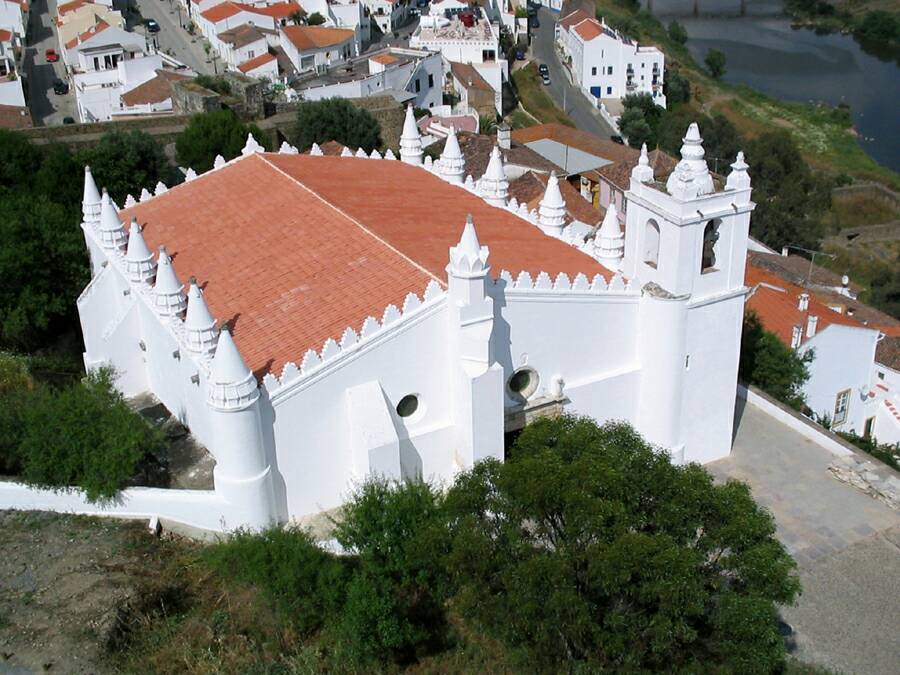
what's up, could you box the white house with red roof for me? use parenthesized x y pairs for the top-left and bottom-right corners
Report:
(558, 11), (665, 108)
(0, 0), (27, 38)
(49, 116), (754, 532)
(279, 23), (356, 73)
(55, 0), (124, 51)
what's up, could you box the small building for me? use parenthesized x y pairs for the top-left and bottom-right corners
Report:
(279, 24), (356, 74)
(55, 0), (125, 51)
(217, 24), (276, 71)
(0, 27), (25, 109)
(362, 0), (407, 34)
(0, 0), (27, 38)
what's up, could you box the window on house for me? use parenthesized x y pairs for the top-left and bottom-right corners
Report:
(591, 66), (597, 76)
(864, 416), (875, 439)
(833, 389), (851, 426)
(644, 219), (660, 268)
(396, 394), (419, 418)
(606, 86), (612, 95)
(248, 50), (255, 58)
(93, 56), (100, 70)
(701, 220), (720, 273)
(428, 74), (434, 87)
(415, 78), (421, 92)
(607, 66), (613, 75)
(507, 367), (539, 401)
(878, 371), (885, 380)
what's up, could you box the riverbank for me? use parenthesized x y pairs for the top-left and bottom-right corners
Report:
(596, 0), (899, 188)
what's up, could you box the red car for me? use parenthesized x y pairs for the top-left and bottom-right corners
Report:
(45, 48), (59, 62)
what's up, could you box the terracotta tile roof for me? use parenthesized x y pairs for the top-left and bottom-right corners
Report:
(573, 18), (603, 42)
(449, 61), (492, 93)
(247, 1), (303, 18)
(559, 9), (592, 32)
(749, 251), (863, 293)
(508, 171), (605, 226)
(745, 262), (867, 347)
(65, 19), (109, 49)
(238, 51), (275, 73)
(121, 69), (190, 106)
(876, 336), (900, 371)
(318, 139), (347, 155)
(593, 148), (677, 191)
(57, 0), (88, 15)
(121, 154), (609, 377)
(370, 53), (399, 66)
(218, 23), (267, 48)
(200, 2), (244, 22)
(512, 123), (635, 165)
(281, 25), (354, 51)
(0, 28), (12, 42)
(432, 132), (558, 179)
(0, 103), (33, 129)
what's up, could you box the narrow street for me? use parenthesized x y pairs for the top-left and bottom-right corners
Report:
(530, 7), (615, 138)
(129, 0), (214, 75)
(26, 0), (76, 126)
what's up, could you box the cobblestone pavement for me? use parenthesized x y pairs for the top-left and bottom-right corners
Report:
(712, 401), (900, 674)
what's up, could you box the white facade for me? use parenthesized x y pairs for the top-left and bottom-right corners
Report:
(560, 15), (665, 107)
(279, 26), (356, 73)
(363, 0), (407, 34)
(74, 54), (163, 122)
(70, 121), (754, 532)
(0, 30), (24, 107)
(0, 0), (25, 38)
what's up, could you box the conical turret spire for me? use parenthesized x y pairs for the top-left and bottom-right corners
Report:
(538, 171), (566, 236)
(399, 104), (423, 165)
(594, 203), (625, 269)
(125, 218), (156, 284)
(438, 125), (465, 184)
(666, 122), (714, 200)
(448, 214), (490, 278)
(478, 146), (508, 207)
(98, 189), (127, 251)
(82, 166), (101, 223)
(726, 151), (751, 190)
(153, 245), (187, 318)
(631, 143), (654, 183)
(242, 132), (264, 156)
(184, 277), (219, 356)
(207, 325), (259, 410)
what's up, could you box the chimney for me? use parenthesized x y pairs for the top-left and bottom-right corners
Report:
(781, 246), (789, 257)
(497, 122), (511, 150)
(791, 325), (803, 349)
(806, 314), (818, 338)
(798, 293), (809, 311)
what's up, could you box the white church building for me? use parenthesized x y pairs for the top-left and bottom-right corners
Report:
(46, 110), (753, 532)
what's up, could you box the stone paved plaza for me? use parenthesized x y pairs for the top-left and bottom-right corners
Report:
(712, 401), (900, 674)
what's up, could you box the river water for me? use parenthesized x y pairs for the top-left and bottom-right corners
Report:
(640, 0), (900, 172)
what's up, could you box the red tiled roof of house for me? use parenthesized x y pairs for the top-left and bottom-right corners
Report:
(200, 2), (244, 22)
(508, 171), (605, 227)
(121, 69), (190, 106)
(449, 60), (492, 93)
(559, 9), (592, 32)
(370, 53), (399, 66)
(0, 103), (33, 129)
(281, 25), (354, 51)
(65, 19), (109, 49)
(573, 18), (603, 42)
(0, 28), (12, 42)
(317, 140), (347, 155)
(57, 0), (88, 15)
(247, 1), (303, 18)
(120, 153), (610, 377)
(745, 263), (866, 347)
(238, 51), (275, 73)
(512, 122), (636, 165)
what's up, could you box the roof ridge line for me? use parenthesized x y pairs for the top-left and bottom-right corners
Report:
(258, 154), (446, 287)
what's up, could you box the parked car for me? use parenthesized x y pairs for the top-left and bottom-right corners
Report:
(416, 0), (428, 7)
(146, 19), (160, 33)
(62, 116), (76, 124)
(610, 135), (625, 145)
(45, 48), (59, 62)
(52, 78), (69, 95)
(515, 49), (526, 60)
(538, 63), (549, 76)
(531, 16), (540, 28)
(541, 73), (550, 85)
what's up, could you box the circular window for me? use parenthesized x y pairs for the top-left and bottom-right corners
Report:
(507, 368), (539, 400)
(396, 394), (419, 418)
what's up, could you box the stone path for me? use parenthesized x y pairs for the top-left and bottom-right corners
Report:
(712, 400), (900, 674)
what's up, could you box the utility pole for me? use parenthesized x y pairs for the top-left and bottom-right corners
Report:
(783, 245), (837, 287)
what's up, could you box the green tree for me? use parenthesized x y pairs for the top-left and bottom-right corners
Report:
(80, 130), (176, 203)
(618, 107), (653, 148)
(175, 109), (269, 173)
(668, 19), (688, 45)
(0, 353), (33, 473)
(0, 129), (42, 193)
(740, 312), (813, 410)
(290, 98), (382, 153)
(445, 416), (800, 672)
(854, 10), (900, 45)
(307, 11), (326, 25)
(705, 48), (727, 78)
(15, 369), (166, 502)
(333, 479), (451, 663)
(664, 70), (691, 104)
(0, 194), (88, 350)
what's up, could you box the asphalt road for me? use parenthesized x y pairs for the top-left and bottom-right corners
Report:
(530, 7), (615, 138)
(129, 0), (213, 75)
(26, 0), (76, 125)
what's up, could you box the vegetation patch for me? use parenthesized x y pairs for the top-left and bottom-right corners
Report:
(510, 63), (576, 128)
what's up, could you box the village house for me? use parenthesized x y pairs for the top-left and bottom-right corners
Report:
(0, 0), (27, 38)
(558, 9), (665, 109)
(0, 27), (26, 113)
(54, 0), (125, 51)
(66, 114), (755, 531)
(745, 251), (900, 445)
(362, 0), (407, 34)
(279, 24), (356, 73)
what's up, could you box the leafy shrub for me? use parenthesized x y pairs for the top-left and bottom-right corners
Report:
(290, 98), (382, 154)
(668, 19), (688, 45)
(194, 74), (232, 96)
(203, 526), (349, 635)
(705, 48), (727, 78)
(0, 353), (33, 473)
(740, 312), (813, 410)
(15, 369), (166, 502)
(444, 416), (800, 672)
(175, 109), (269, 172)
(837, 432), (900, 471)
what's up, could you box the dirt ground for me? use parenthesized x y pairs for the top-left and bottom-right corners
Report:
(0, 511), (152, 674)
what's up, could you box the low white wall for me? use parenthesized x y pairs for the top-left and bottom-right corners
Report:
(0, 480), (239, 532)
(738, 384), (854, 457)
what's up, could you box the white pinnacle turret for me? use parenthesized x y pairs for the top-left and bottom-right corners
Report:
(124, 218), (156, 284)
(310, 142), (323, 156)
(184, 277), (219, 356)
(538, 171), (567, 237)
(448, 215), (490, 279)
(438, 125), (465, 184)
(666, 122), (715, 200)
(185, 168), (198, 181)
(594, 203), (624, 270)
(340, 146), (353, 157)
(153, 245), (187, 318)
(213, 154), (226, 169)
(140, 187), (152, 202)
(82, 166), (101, 223)
(98, 189), (127, 251)
(725, 151), (751, 191)
(207, 325), (259, 410)
(478, 146), (508, 207)
(631, 143), (654, 183)
(242, 133), (264, 156)
(399, 104), (423, 165)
